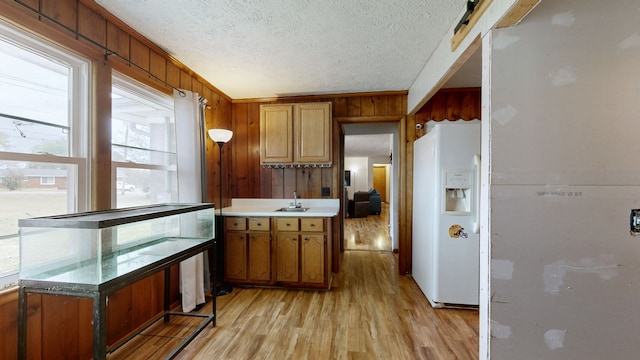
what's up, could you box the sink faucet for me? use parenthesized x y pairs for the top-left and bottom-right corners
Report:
(293, 191), (300, 208)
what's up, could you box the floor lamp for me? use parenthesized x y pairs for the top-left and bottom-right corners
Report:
(208, 128), (233, 296)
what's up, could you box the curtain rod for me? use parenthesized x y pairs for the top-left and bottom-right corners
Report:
(13, 0), (186, 97)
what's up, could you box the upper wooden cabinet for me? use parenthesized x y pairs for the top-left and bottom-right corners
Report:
(260, 105), (294, 164)
(260, 102), (332, 167)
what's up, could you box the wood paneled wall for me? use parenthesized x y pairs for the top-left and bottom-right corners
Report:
(231, 93), (407, 200)
(0, 1), (230, 358)
(415, 87), (481, 125)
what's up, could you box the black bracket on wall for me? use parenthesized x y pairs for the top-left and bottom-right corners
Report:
(454, 0), (481, 34)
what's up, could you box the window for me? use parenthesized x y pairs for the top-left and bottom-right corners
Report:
(40, 176), (55, 185)
(111, 73), (177, 209)
(0, 21), (89, 288)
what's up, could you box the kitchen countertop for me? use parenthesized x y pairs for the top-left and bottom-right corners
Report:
(219, 198), (340, 217)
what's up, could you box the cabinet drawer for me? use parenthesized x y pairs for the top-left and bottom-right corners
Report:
(301, 218), (324, 232)
(276, 217), (299, 231)
(249, 217), (270, 231)
(225, 217), (247, 231)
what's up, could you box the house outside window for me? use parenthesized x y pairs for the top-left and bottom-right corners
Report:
(0, 21), (89, 288)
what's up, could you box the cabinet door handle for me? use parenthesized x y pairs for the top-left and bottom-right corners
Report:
(310, 224), (315, 227)
(257, 222), (262, 226)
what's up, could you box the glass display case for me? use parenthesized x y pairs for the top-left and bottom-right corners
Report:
(17, 203), (216, 360)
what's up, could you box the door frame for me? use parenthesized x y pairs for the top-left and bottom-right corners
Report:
(336, 116), (410, 274)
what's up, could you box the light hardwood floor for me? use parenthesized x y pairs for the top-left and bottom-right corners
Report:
(112, 205), (479, 359)
(344, 203), (392, 251)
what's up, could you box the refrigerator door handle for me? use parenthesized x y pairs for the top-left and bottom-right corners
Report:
(473, 154), (481, 234)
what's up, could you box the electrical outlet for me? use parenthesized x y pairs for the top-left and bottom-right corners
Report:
(321, 187), (330, 196)
(630, 209), (640, 235)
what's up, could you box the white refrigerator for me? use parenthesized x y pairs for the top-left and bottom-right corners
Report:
(412, 122), (480, 308)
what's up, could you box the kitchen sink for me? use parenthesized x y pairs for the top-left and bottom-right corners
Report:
(274, 207), (310, 212)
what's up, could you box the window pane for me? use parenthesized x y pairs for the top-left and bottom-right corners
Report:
(115, 167), (177, 208)
(0, 40), (70, 155)
(0, 161), (76, 276)
(112, 74), (177, 209)
(111, 85), (175, 165)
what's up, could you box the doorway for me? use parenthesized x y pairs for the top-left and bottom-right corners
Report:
(342, 123), (398, 252)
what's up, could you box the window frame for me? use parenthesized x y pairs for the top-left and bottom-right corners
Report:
(0, 20), (90, 289)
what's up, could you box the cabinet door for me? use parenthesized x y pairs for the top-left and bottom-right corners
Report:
(260, 105), (293, 164)
(276, 234), (299, 282)
(295, 102), (331, 163)
(225, 232), (247, 280)
(248, 233), (271, 281)
(301, 233), (325, 284)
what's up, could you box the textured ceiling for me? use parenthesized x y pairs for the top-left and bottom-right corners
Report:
(95, 0), (466, 99)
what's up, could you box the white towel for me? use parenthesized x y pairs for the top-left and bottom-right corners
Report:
(179, 253), (205, 312)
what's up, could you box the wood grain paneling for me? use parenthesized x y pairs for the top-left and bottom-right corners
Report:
(388, 95), (405, 116)
(347, 97), (361, 117)
(0, 290), (20, 359)
(130, 272), (164, 337)
(149, 50), (166, 84)
(106, 20), (129, 63)
(78, 2), (105, 47)
(25, 293), (43, 359)
(130, 37), (149, 73)
(166, 61), (181, 90)
(107, 286), (134, 345)
(180, 69), (192, 91)
(192, 79), (203, 98)
(91, 61), (112, 211)
(15, 0), (38, 16)
(333, 97), (348, 117)
(415, 87), (481, 128)
(41, 295), (83, 358)
(232, 103), (251, 198)
(41, 0), (76, 33)
(361, 96), (375, 116)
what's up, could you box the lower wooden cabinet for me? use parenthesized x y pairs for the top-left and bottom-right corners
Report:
(225, 215), (332, 289)
(276, 233), (299, 282)
(225, 231), (248, 280)
(248, 233), (271, 281)
(301, 233), (325, 283)
(224, 217), (273, 284)
(275, 217), (331, 288)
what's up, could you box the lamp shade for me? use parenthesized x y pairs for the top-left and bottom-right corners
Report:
(208, 129), (233, 143)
